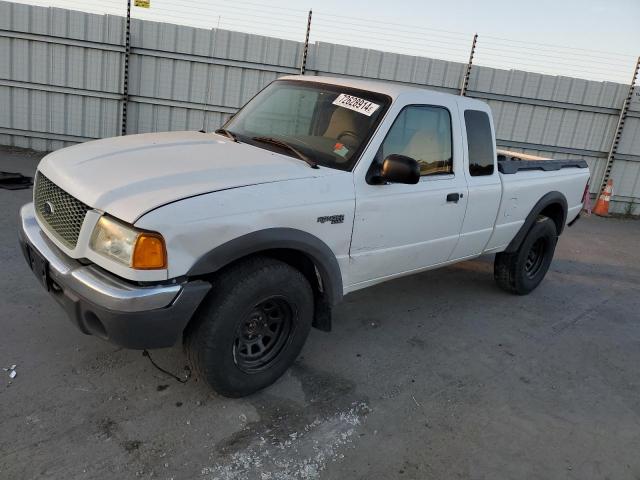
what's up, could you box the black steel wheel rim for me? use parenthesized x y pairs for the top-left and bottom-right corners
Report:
(233, 296), (293, 373)
(524, 238), (546, 278)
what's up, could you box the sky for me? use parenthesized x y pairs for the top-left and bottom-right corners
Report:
(16, 0), (640, 83)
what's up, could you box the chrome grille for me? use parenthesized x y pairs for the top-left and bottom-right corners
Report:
(34, 172), (90, 248)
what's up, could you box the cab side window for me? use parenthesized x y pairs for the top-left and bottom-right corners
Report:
(464, 110), (495, 176)
(378, 105), (453, 176)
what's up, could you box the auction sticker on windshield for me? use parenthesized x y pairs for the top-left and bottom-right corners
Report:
(332, 94), (380, 116)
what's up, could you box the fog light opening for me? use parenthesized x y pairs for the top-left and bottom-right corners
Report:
(83, 311), (107, 339)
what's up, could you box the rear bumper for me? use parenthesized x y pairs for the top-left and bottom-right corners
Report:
(18, 203), (210, 349)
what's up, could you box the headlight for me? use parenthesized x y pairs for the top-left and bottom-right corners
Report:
(89, 216), (167, 269)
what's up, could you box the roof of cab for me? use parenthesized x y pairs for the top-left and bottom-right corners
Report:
(279, 75), (488, 109)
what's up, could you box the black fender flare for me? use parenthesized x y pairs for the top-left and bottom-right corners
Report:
(187, 228), (344, 306)
(504, 191), (568, 253)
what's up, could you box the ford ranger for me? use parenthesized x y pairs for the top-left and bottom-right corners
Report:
(19, 76), (590, 397)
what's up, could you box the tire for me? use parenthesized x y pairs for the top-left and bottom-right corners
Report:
(185, 256), (313, 397)
(494, 216), (558, 295)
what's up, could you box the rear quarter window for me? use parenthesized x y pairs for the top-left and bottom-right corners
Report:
(464, 110), (495, 176)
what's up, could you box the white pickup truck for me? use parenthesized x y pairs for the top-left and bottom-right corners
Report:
(19, 76), (589, 396)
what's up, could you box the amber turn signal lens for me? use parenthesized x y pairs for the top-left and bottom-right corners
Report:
(132, 233), (167, 269)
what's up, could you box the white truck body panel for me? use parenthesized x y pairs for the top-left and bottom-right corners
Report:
(135, 172), (355, 285)
(451, 100), (502, 260)
(486, 169), (588, 252)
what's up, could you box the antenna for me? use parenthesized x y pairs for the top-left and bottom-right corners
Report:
(200, 15), (221, 132)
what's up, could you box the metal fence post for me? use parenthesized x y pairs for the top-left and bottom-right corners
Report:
(200, 20), (220, 133)
(598, 56), (640, 194)
(120, 0), (132, 136)
(460, 33), (478, 96)
(299, 10), (312, 75)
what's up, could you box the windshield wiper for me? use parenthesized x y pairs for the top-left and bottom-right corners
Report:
(215, 128), (240, 143)
(252, 136), (319, 169)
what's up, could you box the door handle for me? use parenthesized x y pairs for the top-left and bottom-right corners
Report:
(446, 192), (462, 203)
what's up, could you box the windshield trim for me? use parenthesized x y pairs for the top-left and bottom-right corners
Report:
(221, 79), (393, 172)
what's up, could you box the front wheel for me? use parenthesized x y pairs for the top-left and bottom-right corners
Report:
(494, 216), (558, 295)
(185, 257), (313, 397)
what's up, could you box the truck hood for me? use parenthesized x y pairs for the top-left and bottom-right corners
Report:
(38, 131), (337, 223)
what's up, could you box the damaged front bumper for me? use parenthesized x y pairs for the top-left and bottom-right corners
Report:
(18, 203), (210, 349)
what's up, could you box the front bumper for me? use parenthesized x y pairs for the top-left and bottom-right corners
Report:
(18, 203), (210, 349)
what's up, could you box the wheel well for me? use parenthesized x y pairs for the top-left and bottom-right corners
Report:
(211, 248), (333, 332)
(505, 192), (568, 253)
(539, 202), (565, 235)
(265, 248), (322, 290)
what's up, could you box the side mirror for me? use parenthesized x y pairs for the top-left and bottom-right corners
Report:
(378, 154), (420, 184)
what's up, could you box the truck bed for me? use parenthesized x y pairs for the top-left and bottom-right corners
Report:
(484, 157), (590, 253)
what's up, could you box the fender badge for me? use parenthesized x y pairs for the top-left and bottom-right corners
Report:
(317, 214), (344, 225)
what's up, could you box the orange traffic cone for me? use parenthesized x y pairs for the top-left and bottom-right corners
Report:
(593, 179), (613, 217)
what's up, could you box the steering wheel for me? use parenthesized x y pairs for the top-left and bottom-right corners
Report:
(336, 130), (360, 145)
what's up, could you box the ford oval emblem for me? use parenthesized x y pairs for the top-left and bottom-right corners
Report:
(42, 201), (55, 216)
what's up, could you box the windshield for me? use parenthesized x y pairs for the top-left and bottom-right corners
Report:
(221, 80), (391, 171)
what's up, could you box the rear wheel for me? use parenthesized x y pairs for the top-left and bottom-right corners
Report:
(494, 216), (557, 295)
(185, 257), (313, 397)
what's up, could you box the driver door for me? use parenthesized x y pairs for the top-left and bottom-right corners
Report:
(348, 103), (468, 288)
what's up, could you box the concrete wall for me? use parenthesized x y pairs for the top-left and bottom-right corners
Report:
(1, 1), (639, 213)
